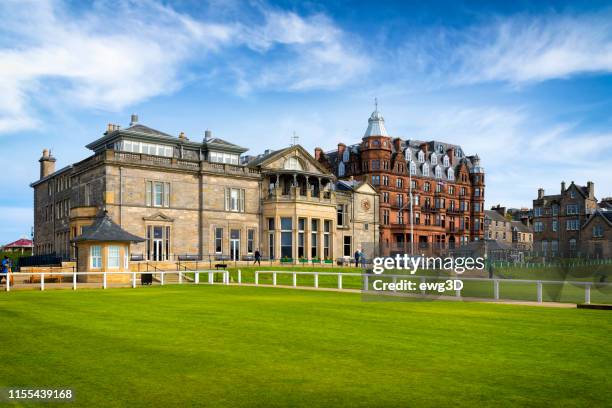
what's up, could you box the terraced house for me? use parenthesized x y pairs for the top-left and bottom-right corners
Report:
(316, 106), (485, 253)
(31, 115), (378, 264)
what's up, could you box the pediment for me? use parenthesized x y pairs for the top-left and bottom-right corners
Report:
(143, 212), (174, 222)
(260, 145), (331, 175)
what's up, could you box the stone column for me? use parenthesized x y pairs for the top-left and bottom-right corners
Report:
(305, 216), (312, 260)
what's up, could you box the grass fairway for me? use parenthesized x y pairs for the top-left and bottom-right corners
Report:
(1, 286), (611, 407)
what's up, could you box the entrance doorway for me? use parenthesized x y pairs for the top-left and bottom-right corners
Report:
(230, 229), (240, 261)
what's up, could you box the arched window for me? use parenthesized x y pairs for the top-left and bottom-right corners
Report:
(342, 149), (349, 162)
(443, 155), (450, 167)
(431, 153), (437, 165)
(447, 167), (454, 180)
(435, 165), (442, 179)
(422, 164), (429, 176)
(418, 150), (425, 163)
(410, 161), (416, 175)
(284, 157), (303, 170)
(338, 162), (345, 177)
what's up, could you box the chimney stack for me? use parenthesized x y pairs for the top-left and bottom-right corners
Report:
(337, 143), (346, 158)
(130, 114), (138, 126)
(314, 147), (323, 161)
(587, 181), (595, 199)
(537, 188), (545, 199)
(39, 149), (56, 179)
(447, 147), (455, 165)
(204, 129), (212, 142)
(561, 181), (566, 193)
(392, 138), (402, 152)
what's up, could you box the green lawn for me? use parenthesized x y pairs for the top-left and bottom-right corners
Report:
(1, 286), (611, 407)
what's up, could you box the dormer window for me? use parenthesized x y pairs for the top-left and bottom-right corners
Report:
(422, 164), (429, 176)
(120, 140), (173, 157)
(435, 165), (442, 179)
(410, 161), (416, 175)
(404, 149), (411, 161)
(418, 151), (425, 163)
(443, 155), (450, 167)
(431, 153), (437, 165)
(210, 151), (239, 165)
(447, 167), (454, 181)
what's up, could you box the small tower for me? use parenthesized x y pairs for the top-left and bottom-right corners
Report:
(39, 149), (56, 179)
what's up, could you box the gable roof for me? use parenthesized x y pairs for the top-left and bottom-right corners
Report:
(73, 212), (144, 243)
(485, 210), (508, 223)
(247, 145), (332, 175)
(2, 238), (33, 248)
(511, 221), (532, 233)
(582, 209), (612, 229)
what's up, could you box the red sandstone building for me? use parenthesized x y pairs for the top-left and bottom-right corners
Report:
(316, 106), (485, 253)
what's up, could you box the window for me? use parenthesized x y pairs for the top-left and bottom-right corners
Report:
(534, 207), (543, 217)
(121, 140), (173, 157)
(107, 246), (120, 268)
(383, 176), (389, 186)
(280, 217), (292, 259)
(90, 245), (102, 268)
(436, 183), (442, 193)
(551, 240), (559, 256)
(569, 239), (577, 251)
(552, 205), (559, 216)
(418, 151), (425, 162)
(382, 192), (389, 203)
(383, 210), (389, 225)
(443, 156), (450, 167)
(323, 220), (331, 259)
(410, 161), (416, 175)
(247, 229), (255, 254)
(225, 188), (245, 212)
(552, 220), (558, 232)
(342, 149), (350, 162)
(268, 232), (274, 259)
(566, 204), (578, 215)
(430, 153), (437, 165)
(534, 221), (544, 232)
(146, 181), (170, 207)
(593, 224), (604, 238)
(566, 219), (580, 231)
(424, 182), (430, 192)
(343, 236), (352, 257)
(210, 151), (239, 165)
(311, 219), (319, 258)
(372, 175), (380, 185)
(398, 211), (404, 224)
(397, 194), (404, 207)
(396, 178), (403, 188)
(337, 204), (347, 227)
(215, 228), (223, 254)
(298, 218), (305, 258)
(570, 190), (576, 198)
(372, 160), (380, 170)
(338, 162), (345, 177)
(435, 166), (442, 179)
(422, 164), (429, 177)
(447, 168), (454, 181)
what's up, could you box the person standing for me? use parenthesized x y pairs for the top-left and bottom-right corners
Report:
(360, 249), (366, 268)
(254, 249), (261, 266)
(354, 250), (361, 267)
(1, 256), (10, 284)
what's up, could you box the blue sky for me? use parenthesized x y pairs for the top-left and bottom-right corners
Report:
(2, 0), (612, 242)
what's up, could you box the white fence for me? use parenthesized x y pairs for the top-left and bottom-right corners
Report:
(3, 270), (611, 305)
(3, 270), (231, 291)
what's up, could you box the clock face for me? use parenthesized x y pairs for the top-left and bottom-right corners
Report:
(361, 199), (371, 211)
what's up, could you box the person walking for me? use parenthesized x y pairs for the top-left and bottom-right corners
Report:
(354, 250), (361, 267)
(1, 256), (11, 285)
(254, 249), (261, 266)
(360, 249), (367, 268)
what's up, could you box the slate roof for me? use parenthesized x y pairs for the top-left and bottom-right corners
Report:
(511, 221), (533, 233)
(484, 210), (508, 223)
(245, 147), (291, 167)
(73, 213), (144, 243)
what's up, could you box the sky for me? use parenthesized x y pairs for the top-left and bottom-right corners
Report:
(1, 0), (612, 242)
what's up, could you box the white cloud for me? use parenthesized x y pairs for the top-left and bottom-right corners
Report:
(0, 0), (370, 133)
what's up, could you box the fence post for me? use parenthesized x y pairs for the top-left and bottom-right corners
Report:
(160, 272), (164, 286)
(421, 276), (426, 296)
(585, 284), (591, 305)
(293, 273), (297, 287)
(73, 272), (77, 290)
(208, 272), (213, 284)
(132, 272), (136, 288)
(494, 279), (500, 300)
(314, 273), (319, 288)
(6, 273), (10, 292)
(41, 273), (45, 291)
(273, 272), (277, 286)
(392, 276), (397, 293)
(255, 271), (259, 285)
(338, 274), (343, 290)
(103, 272), (107, 289)
(455, 284), (461, 298)
(364, 274), (369, 291)
(238, 270), (241, 284)
(179, 271), (183, 285)
(195, 272), (199, 284)
(537, 281), (542, 303)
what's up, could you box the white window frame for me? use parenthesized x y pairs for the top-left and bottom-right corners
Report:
(90, 245), (102, 269)
(107, 246), (120, 269)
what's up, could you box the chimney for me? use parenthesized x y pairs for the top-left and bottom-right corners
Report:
(130, 114), (138, 126)
(392, 138), (402, 152)
(39, 149), (56, 179)
(337, 143), (346, 158)
(314, 147), (323, 161)
(204, 129), (212, 142)
(420, 142), (429, 156)
(492, 205), (506, 217)
(447, 147), (455, 165)
(178, 131), (187, 140)
(587, 181), (595, 199)
(561, 181), (566, 193)
(106, 123), (121, 133)
(537, 188), (545, 199)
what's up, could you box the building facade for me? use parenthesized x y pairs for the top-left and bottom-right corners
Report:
(532, 181), (598, 257)
(316, 107), (485, 254)
(31, 116), (378, 263)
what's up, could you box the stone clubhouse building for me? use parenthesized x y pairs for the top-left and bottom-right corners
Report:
(31, 115), (379, 266)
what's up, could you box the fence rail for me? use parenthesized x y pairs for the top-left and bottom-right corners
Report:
(3, 270), (611, 305)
